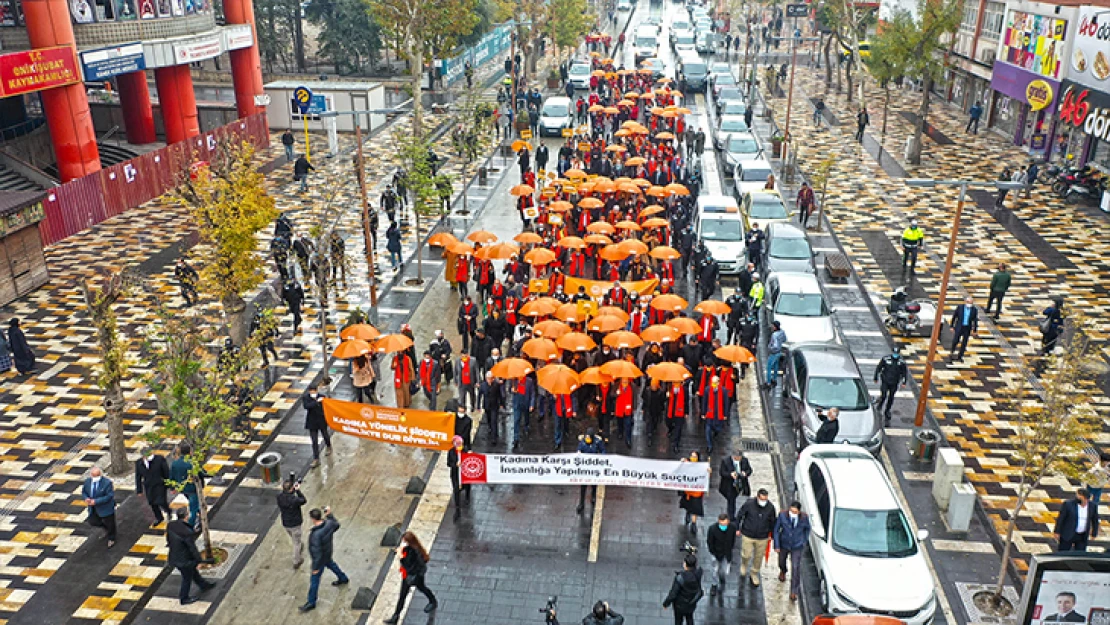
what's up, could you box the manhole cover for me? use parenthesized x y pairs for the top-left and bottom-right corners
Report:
(741, 439), (773, 453)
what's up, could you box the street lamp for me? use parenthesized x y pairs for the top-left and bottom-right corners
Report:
(769, 34), (820, 177)
(903, 178), (1024, 429)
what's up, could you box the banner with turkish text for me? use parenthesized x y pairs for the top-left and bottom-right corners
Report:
(459, 452), (709, 491)
(565, 277), (659, 299)
(322, 398), (455, 451)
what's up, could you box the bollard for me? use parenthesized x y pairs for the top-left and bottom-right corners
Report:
(258, 452), (282, 484)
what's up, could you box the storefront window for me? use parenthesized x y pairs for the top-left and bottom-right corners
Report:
(1092, 140), (1110, 172)
(981, 2), (1005, 42)
(993, 94), (1019, 138)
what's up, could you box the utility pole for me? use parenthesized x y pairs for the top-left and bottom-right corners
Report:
(353, 114), (378, 306)
(774, 34), (820, 175)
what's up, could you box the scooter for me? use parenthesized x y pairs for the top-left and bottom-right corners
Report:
(884, 287), (936, 336)
(1062, 175), (1107, 205)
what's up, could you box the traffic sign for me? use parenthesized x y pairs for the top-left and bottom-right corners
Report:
(292, 85), (313, 114)
(786, 3), (809, 17)
(520, 129), (533, 139)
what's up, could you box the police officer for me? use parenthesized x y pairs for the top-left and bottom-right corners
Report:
(901, 219), (924, 275)
(748, 273), (765, 309)
(725, 291), (748, 345)
(576, 428), (605, 514)
(873, 348), (908, 424)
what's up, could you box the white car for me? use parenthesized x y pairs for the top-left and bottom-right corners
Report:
(732, 158), (775, 197)
(694, 195), (745, 274)
(618, 0), (632, 10)
(794, 445), (936, 625)
(539, 97), (574, 137)
(568, 63), (591, 90)
(715, 114), (749, 149)
(673, 31), (697, 55)
(720, 132), (762, 174)
(765, 272), (836, 344)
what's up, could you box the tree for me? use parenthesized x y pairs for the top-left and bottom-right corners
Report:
(174, 142), (279, 345)
(255, 0), (296, 72)
(982, 314), (1098, 612)
(881, 0), (960, 165)
(306, 0), (383, 75)
(809, 156), (835, 232)
(449, 95), (496, 215)
(392, 129), (448, 283)
(143, 308), (268, 560)
(864, 30), (908, 151)
(370, 0), (480, 135)
(546, 0), (592, 60)
(514, 0), (551, 78)
(81, 270), (134, 477)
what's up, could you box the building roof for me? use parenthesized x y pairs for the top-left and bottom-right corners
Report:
(0, 190), (47, 218)
(264, 79), (382, 91)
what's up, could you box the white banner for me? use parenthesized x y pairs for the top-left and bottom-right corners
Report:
(459, 452), (710, 492)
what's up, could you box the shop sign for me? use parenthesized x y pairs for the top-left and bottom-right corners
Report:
(0, 46), (80, 97)
(1026, 79), (1053, 111)
(1030, 133), (1047, 150)
(80, 43), (145, 81)
(1058, 81), (1110, 142)
(224, 24), (253, 51)
(173, 36), (222, 64)
(1070, 6), (1110, 91)
(1002, 11), (1067, 79)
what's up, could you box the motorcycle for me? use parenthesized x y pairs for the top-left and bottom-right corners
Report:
(1062, 175), (1107, 205)
(1052, 167), (1103, 197)
(884, 287), (936, 337)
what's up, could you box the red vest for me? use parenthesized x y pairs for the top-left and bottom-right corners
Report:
(661, 261), (674, 282)
(699, 315), (714, 342)
(704, 385), (727, 420)
(667, 387), (685, 419)
(505, 297), (520, 326)
(455, 257), (470, 283)
(459, 358), (473, 386)
(556, 394), (576, 417)
(630, 310), (647, 334)
(615, 384), (634, 416)
(419, 359), (435, 389)
(393, 354), (412, 387)
(549, 272), (565, 293)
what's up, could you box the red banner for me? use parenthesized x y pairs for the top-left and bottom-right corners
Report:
(0, 46), (80, 97)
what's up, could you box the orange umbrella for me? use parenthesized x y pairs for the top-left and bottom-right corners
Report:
(584, 233), (613, 245)
(478, 242), (520, 260)
(332, 339), (371, 359)
(625, 156), (646, 166)
(467, 230), (497, 244)
(450, 241), (475, 256)
(510, 184), (535, 196)
(647, 362), (692, 382)
(554, 302), (589, 323)
(640, 324), (681, 343)
(605, 144), (627, 152)
(514, 232), (542, 244)
(618, 239), (649, 256)
(549, 200), (574, 212)
(597, 306), (630, 323)
(591, 69), (606, 76)
(565, 169), (588, 179)
(603, 330), (644, 349)
(556, 332), (597, 352)
(587, 315), (626, 333)
(642, 217), (670, 229)
(428, 232), (458, 247)
(600, 244), (631, 262)
(715, 345), (756, 364)
(667, 317), (702, 335)
(600, 359), (644, 379)
(580, 366), (613, 386)
(617, 99), (636, 107)
(614, 128), (632, 138)
(649, 245), (681, 260)
(618, 183), (643, 194)
(537, 364), (581, 394)
(525, 248), (557, 265)
(655, 132), (675, 140)
(603, 106), (620, 115)
(587, 221), (616, 235)
(534, 319), (572, 339)
(641, 204), (666, 217)
(665, 183), (690, 196)
(646, 186), (669, 197)
(593, 179), (616, 194)
(558, 236), (587, 250)
(339, 323), (381, 341)
(491, 357), (535, 379)
(615, 220), (642, 231)
(520, 299), (559, 317)
(373, 333), (414, 354)
(650, 293), (688, 312)
(633, 178), (652, 188)
(522, 337), (560, 361)
(578, 197), (604, 209)
(588, 103), (604, 112)
(511, 140), (533, 152)
(695, 300), (732, 315)
(624, 91), (640, 98)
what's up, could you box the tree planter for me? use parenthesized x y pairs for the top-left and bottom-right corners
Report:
(770, 138), (783, 158)
(547, 78), (561, 89)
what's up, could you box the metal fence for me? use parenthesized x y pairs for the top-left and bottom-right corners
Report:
(38, 113), (271, 247)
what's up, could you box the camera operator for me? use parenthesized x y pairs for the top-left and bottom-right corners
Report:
(582, 600), (623, 625)
(278, 476), (308, 569)
(663, 554), (704, 625)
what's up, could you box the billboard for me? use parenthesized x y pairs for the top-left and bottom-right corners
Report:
(80, 43), (146, 81)
(0, 46), (81, 98)
(1017, 553), (1110, 625)
(1070, 6), (1110, 92)
(1002, 11), (1068, 80)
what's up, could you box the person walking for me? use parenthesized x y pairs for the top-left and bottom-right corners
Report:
(418, 350), (442, 410)
(352, 355), (375, 403)
(135, 446), (171, 528)
(796, 182), (815, 230)
(873, 348), (908, 424)
(702, 375), (729, 455)
(680, 451), (707, 535)
(167, 508), (215, 605)
(174, 258), (199, 307)
(662, 554), (704, 625)
(949, 296), (979, 362)
(281, 129), (295, 162)
(855, 107), (869, 142)
(82, 466), (117, 548)
(1041, 296), (1065, 355)
(995, 167), (1014, 207)
(384, 531), (438, 622)
(392, 349), (414, 408)
(773, 501), (810, 601)
(583, 601), (624, 624)
(762, 321), (786, 389)
(901, 219), (924, 275)
(277, 478), (308, 568)
(0, 327), (10, 374)
(511, 374), (536, 450)
(815, 407), (840, 443)
(706, 513), (737, 597)
(386, 221), (403, 270)
(967, 101), (983, 133)
(1053, 488), (1098, 552)
(294, 154), (314, 192)
(812, 97), (825, 126)
(736, 488), (776, 586)
(447, 435), (470, 519)
(718, 450), (752, 522)
(553, 391), (577, 451)
(303, 385), (333, 467)
(7, 318), (35, 375)
(299, 507), (349, 612)
(986, 264), (1011, 319)
(576, 428), (605, 514)
(250, 309), (279, 368)
(1025, 161), (1039, 199)
(170, 443), (202, 528)
(479, 371), (502, 443)
(455, 352), (477, 411)
(281, 279), (304, 334)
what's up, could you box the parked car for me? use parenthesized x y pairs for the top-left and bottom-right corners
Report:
(719, 100), (748, 119)
(617, 0), (632, 10)
(763, 222), (815, 274)
(715, 114), (748, 149)
(794, 445), (934, 624)
(839, 40), (872, 60)
(765, 272), (836, 345)
(568, 62), (591, 90)
(673, 31), (697, 55)
(721, 132), (762, 174)
(634, 27), (660, 62)
(740, 189), (791, 231)
(693, 195), (745, 274)
(539, 96), (574, 137)
(642, 57), (668, 79)
(696, 31), (716, 53)
(715, 87), (745, 114)
(678, 56), (709, 90)
(710, 72), (738, 98)
(732, 158), (775, 197)
(782, 344), (883, 454)
(670, 20), (692, 44)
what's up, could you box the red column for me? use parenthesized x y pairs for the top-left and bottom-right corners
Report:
(20, 0), (101, 182)
(222, 0), (267, 119)
(154, 65), (200, 145)
(116, 71), (156, 145)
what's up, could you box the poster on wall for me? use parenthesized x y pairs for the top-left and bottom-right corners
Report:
(1071, 6), (1110, 92)
(112, 0), (136, 20)
(138, 0), (155, 18)
(1029, 570), (1110, 624)
(1003, 11), (1067, 79)
(1, 0), (18, 25)
(70, 0), (94, 22)
(170, 0), (183, 15)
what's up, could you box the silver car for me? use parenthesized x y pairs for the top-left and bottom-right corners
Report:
(763, 223), (815, 274)
(783, 343), (884, 454)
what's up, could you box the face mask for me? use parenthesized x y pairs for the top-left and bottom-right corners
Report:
(789, 512), (798, 520)
(718, 524), (728, 531)
(757, 499), (768, 507)
(310, 393), (318, 398)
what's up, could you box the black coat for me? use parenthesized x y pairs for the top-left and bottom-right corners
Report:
(815, 417), (839, 444)
(706, 522), (737, 558)
(1054, 498), (1099, 543)
(277, 489), (307, 528)
(736, 497), (777, 539)
(399, 544), (427, 578)
(303, 392), (327, 431)
(308, 515), (340, 570)
(166, 520), (202, 568)
(663, 568), (703, 614)
(480, 379), (502, 414)
(455, 414), (473, 450)
(135, 454), (170, 505)
(718, 456), (752, 498)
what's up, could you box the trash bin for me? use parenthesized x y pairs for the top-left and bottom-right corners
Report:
(258, 452), (282, 484)
(478, 166), (488, 185)
(912, 429), (940, 463)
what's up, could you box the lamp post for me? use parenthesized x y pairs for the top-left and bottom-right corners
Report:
(770, 34), (820, 175)
(904, 178), (1024, 429)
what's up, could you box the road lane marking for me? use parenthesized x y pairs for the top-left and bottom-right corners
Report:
(588, 485), (606, 563)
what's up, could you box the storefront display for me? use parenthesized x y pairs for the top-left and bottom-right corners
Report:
(1058, 80), (1110, 170)
(1002, 10), (1067, 79)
